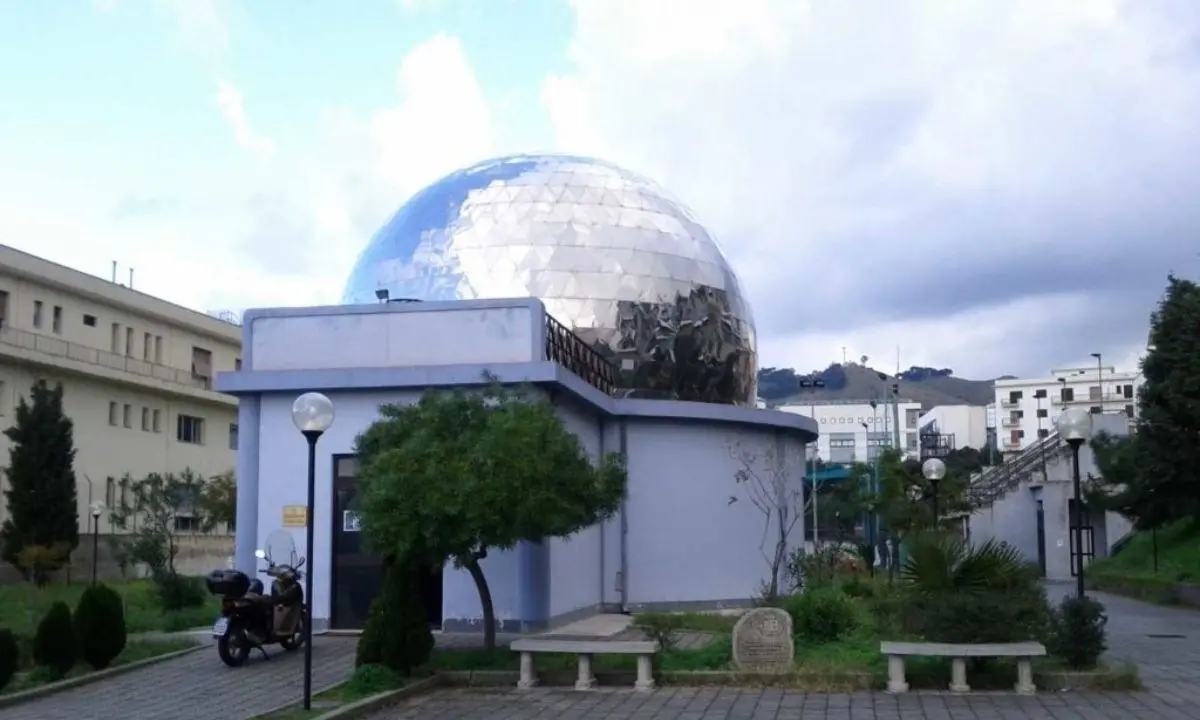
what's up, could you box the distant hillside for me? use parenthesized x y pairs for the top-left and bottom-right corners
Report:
(757, 363), (996, 409)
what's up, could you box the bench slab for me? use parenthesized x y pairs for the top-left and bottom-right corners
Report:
(510, 639), (658, 655)
(880, 641), (1046, 657)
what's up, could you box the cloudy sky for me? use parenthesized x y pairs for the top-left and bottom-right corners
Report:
(1, 0), (1196, 380)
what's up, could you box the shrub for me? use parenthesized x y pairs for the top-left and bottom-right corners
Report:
(356, 560), (434, 675)
(0, 629), (18, 691)
(32, 601), (77, 679)
(1050, 595), (1108, 669)
(634, 613), (685, 652)
(786, 545), (860, 592)
(784, 586), (858, 643)
(16, 543), (71, 587)
(154, 573), (206, 611)
(840, 574), (875, 599)
(75, 583), (128, 670)
(343, 663), (405, 698)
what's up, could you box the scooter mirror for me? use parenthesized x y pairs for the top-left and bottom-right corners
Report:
(254, 549), (267, 560)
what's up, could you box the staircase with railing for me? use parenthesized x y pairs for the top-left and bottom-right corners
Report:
(966, 432), (1067, 509)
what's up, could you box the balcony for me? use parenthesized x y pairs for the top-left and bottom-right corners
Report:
(0, 325), (227, 400)
(1000, 399), (1020, 409)
(1003, 439), (1023, 451)
(1001, 418), (1022, 428)
(1051, 393), (1135, 407)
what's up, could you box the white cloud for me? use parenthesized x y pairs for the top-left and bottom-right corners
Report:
(214, 81), (276, 157)
(544, 0), (1200, 378)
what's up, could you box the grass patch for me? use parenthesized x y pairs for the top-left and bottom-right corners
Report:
(0, 638), (197, 697)
(1090, 519), (1200, 584)
(0, 579), (219, 639)
(634, 611), (740, 634)
(251, 671), (416, 720)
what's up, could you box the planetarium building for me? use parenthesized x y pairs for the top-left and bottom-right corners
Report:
(218, 154), (816, 633)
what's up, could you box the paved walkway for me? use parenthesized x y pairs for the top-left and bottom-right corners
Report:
(367, 588), (1200, 719)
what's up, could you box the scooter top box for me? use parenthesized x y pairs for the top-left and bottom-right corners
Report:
(206, 569), (251, 597)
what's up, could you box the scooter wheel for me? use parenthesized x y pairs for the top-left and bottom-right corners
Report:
(217, 623), (251, 667)
(280, 618), (305, 652)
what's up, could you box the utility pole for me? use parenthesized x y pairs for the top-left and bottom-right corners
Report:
(799, 375), (826, 547)
(1091, 352), (1103, 413)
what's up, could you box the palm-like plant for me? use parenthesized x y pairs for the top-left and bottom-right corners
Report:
(902, 532), (1029, 594)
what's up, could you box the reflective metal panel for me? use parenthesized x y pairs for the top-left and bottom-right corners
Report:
(342, 154), (757, 405)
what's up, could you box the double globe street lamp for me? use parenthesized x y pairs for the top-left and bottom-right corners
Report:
(291, 392), (335, 712)
(1054, 406), (1094, 599)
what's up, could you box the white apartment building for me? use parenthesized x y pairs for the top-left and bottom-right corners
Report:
(778, 399), (924, 464)
(917, 404), (990, 452)
(993, 365), (1141, 453)
(0, 245), (241, 533)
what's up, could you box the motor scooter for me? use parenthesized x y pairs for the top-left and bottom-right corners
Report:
(205, 532), (306, 667)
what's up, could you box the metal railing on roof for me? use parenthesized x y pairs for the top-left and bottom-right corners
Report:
(544, 314), (617, 396)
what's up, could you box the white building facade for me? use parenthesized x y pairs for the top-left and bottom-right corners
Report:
(778, 399), (923, 464)
(917, 404), (990, 452)
(993, 365), (1141, 452)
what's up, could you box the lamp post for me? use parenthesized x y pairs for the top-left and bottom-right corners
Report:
(1090, 352), (1103, 413)
(921, 458), (946, 527)
(1055, 406), (1093, 599)
(291, 392), (336, 712)
(799, 376), (825, 547)
(89, 501), (105, 584)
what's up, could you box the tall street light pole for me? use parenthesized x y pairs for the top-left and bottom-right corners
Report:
(89, 501), (105, 585)
(1055, 407), (1094, 599)
(921, 458), (946, 528)
(799, 376), (825, 547)
(291, 392), (336, 712)
(1090, 352), (1103, 413)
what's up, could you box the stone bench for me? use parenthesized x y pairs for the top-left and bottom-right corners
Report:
(880, 641), (1047, 695)
(509, 638), (659, 691)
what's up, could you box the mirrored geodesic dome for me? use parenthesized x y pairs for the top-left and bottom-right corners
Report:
(341, 153), (757, 405)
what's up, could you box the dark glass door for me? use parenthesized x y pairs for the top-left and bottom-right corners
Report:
(329, 455), (443, 630)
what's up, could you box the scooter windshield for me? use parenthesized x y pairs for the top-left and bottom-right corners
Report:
(265, 528), (299, 568)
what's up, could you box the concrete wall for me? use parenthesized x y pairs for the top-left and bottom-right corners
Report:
(1, 532), (235, 584)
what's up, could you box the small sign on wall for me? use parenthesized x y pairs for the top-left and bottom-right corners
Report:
(282, 505), (308, 527)
(343, 511), (362, 532)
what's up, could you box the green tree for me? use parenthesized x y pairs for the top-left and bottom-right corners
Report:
(0, 381), (79, 571)
(874, 450), (969, 542)
(198, 470), (237, 532)
(1085, 432), (1163, 527)
(1131, 275), (1200, 526)
(108, 469), (204, 577)
(354, 386), (627, 650)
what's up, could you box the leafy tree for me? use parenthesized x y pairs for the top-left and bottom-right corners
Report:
(1130, 275), (1200, 527)
(0, 380), (79, 573)
(355, 557), (434, 674)
(874, 449), (969, 542)
(817, 463), (875, 541)
(355, 386), (627, 650)
(198, 470), (237, 532)
(108, 469), (204, 578)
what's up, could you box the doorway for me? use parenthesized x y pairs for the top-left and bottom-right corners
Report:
(329, 455), (443, 630)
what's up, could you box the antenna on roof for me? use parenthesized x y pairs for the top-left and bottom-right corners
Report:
(111, 260), (117, 283)
(129, 267), (134, 289)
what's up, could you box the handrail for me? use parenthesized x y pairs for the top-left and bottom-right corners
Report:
(544, 315), (617, 396)
(0, 325), (213, 391)
(968, 431), (1063, 507)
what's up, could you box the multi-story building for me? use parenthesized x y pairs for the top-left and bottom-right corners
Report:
(0, 245), (241, 534)
(993, 365), (1141, 453)
(778, 399), (924, 464)
(917, 404), (990, 453)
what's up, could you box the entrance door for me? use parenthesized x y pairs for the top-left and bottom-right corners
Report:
(329, 455), (443, 630)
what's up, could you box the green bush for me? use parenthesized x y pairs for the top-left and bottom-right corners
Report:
(784, 586), (858, 643)
(343, 663), (405, 698)
(154, 573), (206, 611)
(840, 574), (875, 599)
(356, 560), (434, 675)
(32, 601), (77, 679)
(1050, 595), (1108, 669)
(0, 628), (18, 691)
(75, 583), (128, 670)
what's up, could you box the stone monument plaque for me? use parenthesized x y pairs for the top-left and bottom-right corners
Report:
(732, 607), (794, 673)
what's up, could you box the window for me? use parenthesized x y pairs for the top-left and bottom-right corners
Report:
(1038, 428), (1049, 438)
(1088, 385), (1101, 401)
(1008, 391), (1023, 403)
(83, 314), (97, 327)
(0, 289), (8, 325)
(905, 432), (918, 451)
(1060, 387), (1075, 402)
(174, 515), (200, 533)
(177, 414), (205, 444)
(125, 327), (134, 357)
(141, 407), (150, 431)
(235, 357), (242, 371)
(191, 346), (213, 388)
(1123, 384), (1134, 399)
(143, 332), (152, 361)
(152, 408), (162, 433)
(122, 403), (132, 428)
(1090, 406), (1102, 414)
(154, 335), (163, 364)
(1009, 430), (1021, 444)
(229, 423), (239, 450)
(905, 408), (920, 429)
(1033, 389), (1047, 399)
(51, 306), (62, 334)
(32, 300), (43, 328)
(108, 401), (118, 426)
(1037, 408), (1048, 418)
(111, 323), (120, 352)
(105, 477), (115, 508)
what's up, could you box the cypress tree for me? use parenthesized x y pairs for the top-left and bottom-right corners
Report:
(0, 381), (80, 568)
(1133, 275), (1200, 526)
